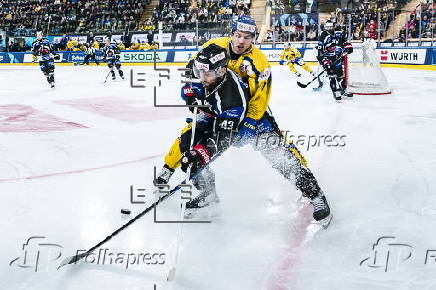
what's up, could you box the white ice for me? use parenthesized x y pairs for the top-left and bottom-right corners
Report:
(0, 64), (435, 290)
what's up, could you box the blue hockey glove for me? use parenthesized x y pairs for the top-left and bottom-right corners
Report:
(279, 60), (285, 65)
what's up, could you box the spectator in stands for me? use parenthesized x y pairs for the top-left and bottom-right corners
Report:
(59, 34), (69, 51)
(147, 30), (154, 45)
(179, 34), (190, 45)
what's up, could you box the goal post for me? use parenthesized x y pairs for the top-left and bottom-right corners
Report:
(344, 39), (392, 95)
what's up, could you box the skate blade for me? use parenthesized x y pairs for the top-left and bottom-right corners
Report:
(306, 214), (333, 238)
(315, 214), (333, 229)
(184, 203), (221, 220)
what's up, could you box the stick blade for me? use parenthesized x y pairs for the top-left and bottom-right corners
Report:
(167, 267), (176, 281)
(297, 81), (309, 88)
(57, 253), (88, 269)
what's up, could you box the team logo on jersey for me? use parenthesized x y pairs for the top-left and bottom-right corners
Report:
(240, 60), (254, 75)
(258, 68), (271, 81)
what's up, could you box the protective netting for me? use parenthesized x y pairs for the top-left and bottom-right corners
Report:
(345, 39), (391, 95)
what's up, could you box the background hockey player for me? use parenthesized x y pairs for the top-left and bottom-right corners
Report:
(279, 43), (315, 78)
(81, 43), (99, 66)
(156, 16), (331, 223)
(32, 31), (60, 88)
(102, 39), (124, 80)
(317, 21), (353, 100)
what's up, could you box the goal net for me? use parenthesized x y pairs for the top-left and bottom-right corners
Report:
(344, 39), (391, 95)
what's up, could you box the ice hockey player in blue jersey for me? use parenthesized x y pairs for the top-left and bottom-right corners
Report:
(32, 31), (60, 88)
(102, 39), (124, 80)
(317, 22), (353, 100)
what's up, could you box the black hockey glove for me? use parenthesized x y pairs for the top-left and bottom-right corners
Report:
(344, 42), (353, 54)
(53, 54), (61, 60)
(181, 144), (213, 175)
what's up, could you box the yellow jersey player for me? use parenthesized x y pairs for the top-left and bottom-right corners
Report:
(155, 16), (331, 224)
(279, 43), (315, 78)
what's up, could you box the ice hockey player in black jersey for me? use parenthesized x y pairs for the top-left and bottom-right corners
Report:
(102, 39), (124, 80)
(155, 44), (250, 215)
(317, 21), (353, 100)
(32, 31), (60, 88)
(81, 43), (99, 66)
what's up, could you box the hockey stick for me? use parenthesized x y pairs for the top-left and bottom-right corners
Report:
(297, 52), (348, 89)
(57, 182), (180, 269)
(58, 128), (223, 270)
(296, 69), (326, 88)
(167, 106), (198, 281)
(58, 153), (223, 270)
(103, 70), (111, 83)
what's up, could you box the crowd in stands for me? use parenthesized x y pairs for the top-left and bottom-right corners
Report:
(0, 0), (147, 35)
(2, 0), (434, 52)
(146, 0), (251, 31)
(398, 1), (435, 40)
(267, 0), (434, 42)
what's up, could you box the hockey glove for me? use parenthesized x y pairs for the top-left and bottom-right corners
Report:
(279, 60), (285, 65)
(181, 82), (205, 112)
(322, 59), (334, 74)
(53, 54), (61, 60)
(234, 117), (257, 147)
(181, 144), (212, 175)
(344, 42), (353, 54)
(295, 57), (303, 66)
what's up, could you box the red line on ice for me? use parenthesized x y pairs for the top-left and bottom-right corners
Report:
(0, 154), (162, 182)
(267, 204), (313, 290)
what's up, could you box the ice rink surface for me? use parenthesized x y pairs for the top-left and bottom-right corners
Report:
(0, 64), (435, 290)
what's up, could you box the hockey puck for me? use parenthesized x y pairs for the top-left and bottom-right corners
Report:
(120, 209), (131, 215)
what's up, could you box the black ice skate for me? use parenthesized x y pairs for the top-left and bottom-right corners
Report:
(184, 168), (219, 219)
(185, 190), (219, 210)
(184, 190), (220, 219)
(311, 194), (330, 221)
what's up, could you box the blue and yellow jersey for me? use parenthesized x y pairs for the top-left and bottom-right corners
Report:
(280, 47), (302, 63)
(200, 37), (272, 121)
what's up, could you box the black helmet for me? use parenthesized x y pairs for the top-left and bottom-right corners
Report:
(193, 44), (229, 79)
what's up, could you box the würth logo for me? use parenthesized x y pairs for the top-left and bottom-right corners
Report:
(380, 50), (388, 61)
